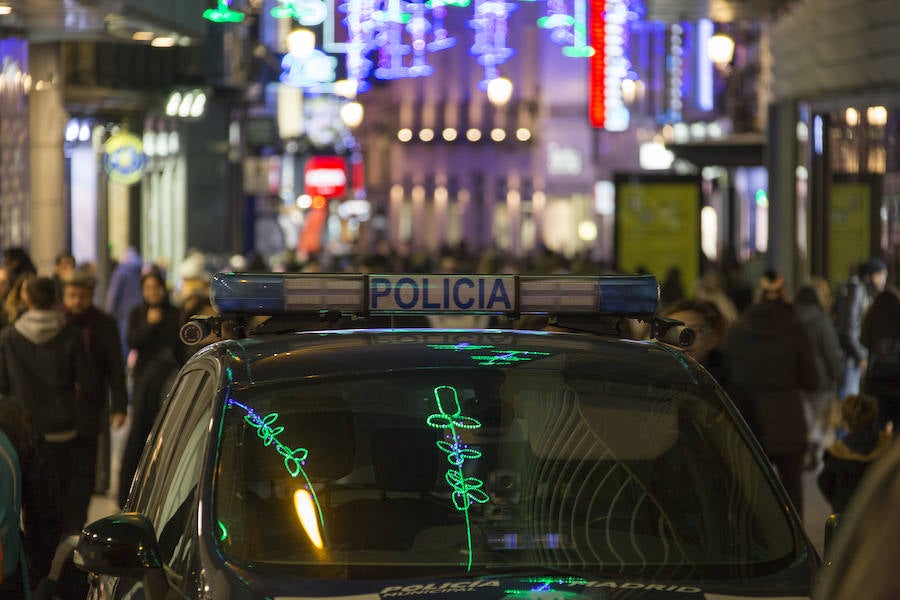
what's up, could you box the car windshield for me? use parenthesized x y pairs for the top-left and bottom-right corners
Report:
(214, 354), (799, 581)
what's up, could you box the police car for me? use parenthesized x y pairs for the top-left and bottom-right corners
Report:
(74, 272), (819, 600)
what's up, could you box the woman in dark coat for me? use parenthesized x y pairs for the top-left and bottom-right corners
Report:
(117, 270), (185, 507)
(721, 272), (820, 519)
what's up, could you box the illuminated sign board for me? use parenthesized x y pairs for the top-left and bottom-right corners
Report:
(304, 156), (348, 198)
(102, 132), (146, 186)
(588, 0), (629, 131)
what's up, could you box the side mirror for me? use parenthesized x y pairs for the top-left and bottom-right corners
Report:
(823, 513), (841, 565)
(74, 513), (163, 578)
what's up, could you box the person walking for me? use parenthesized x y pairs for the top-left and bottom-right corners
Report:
(0, 276), (96, 533)
(61, 268), (128, 522)
(117, 271), (185, 507)
(721, 270), (820, 518)
(834, 257), (888, 398)
(104, 247), (144, 360)
(794, 284), (843, 470)
(860, 286), (900, 432)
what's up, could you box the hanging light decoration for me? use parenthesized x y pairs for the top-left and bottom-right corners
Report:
(373, 0), (415, 79)
(561, 0), (593, 57)
(407, 1), (436, 77)
(203, 0), (245, 23)
(537, 0), (575, 46)
(469, 0), (517, 88)
(272, 0), (644, 93)
(427, 0), (457, 51)
(272, 0), (329, 26)
(341, 0), (378, 91)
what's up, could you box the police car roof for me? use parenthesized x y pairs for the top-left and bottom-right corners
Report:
(205, 328), (706, 389)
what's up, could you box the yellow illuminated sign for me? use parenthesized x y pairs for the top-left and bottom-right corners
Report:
(102, 132), (146, 186)
(615, 178), (700, 303)
(830, 181), (871, 284)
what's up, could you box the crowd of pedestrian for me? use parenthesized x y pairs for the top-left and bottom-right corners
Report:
(0, 246), (190, 598)
(653, 257), (898, 524)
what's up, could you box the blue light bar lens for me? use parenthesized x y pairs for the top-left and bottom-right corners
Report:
(597, 275), (659, 316)
(211, 273), (286, 314)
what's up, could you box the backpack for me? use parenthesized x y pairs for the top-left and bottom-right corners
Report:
(0, 429), (28, 598)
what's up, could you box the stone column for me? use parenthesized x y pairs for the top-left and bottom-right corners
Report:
(766, 99), (800, 291)
(28, 43), (68, 274)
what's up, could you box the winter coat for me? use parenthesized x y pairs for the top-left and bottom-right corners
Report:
(722, 300), (820, 454)
(105, 256), (144, 358)
(796, 303), (843, 393)
(0, 310), (96, 439)
(834, 277), (872, 365)
(67, 306), (129, 436)
(817, 427), (892, 513)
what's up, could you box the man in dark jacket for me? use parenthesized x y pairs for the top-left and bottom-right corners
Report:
(834, 257), (888, 398)
(0, 276), (95, 533)
(722, 270), (820, 518)
(62, 268), (128, 527)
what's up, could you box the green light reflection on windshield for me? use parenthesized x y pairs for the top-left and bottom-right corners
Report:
(427, 343), (552, 366)
(426, 385), (490, 571)
(226, 399), (326, 545)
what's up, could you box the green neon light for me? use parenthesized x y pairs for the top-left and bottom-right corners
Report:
(228, 399), (326, 544)
(217, 520), (228, 541)
(426, 385), (489, 570)
(203, 0), (245, 22)
(537, 14), (575, 29)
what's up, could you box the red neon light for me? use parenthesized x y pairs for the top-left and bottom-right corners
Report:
(588, 0), (605, 128)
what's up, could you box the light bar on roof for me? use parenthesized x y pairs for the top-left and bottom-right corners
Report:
(211, 272), (659, 318)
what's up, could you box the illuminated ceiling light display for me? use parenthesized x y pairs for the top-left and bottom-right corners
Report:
(469, 0), (517, 88)
(236, 0), (643, 114)
(340, 0), (377, 91)
(426, 385), (489, 571)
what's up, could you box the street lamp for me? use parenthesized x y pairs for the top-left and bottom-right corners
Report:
(486, 77), (513, 107)
(707, 33), (735, 71)
(340, 101), (364, 129)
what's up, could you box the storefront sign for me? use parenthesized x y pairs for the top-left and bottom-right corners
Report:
(304, 155), (348, 198)
(102, 132), (146, 186)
